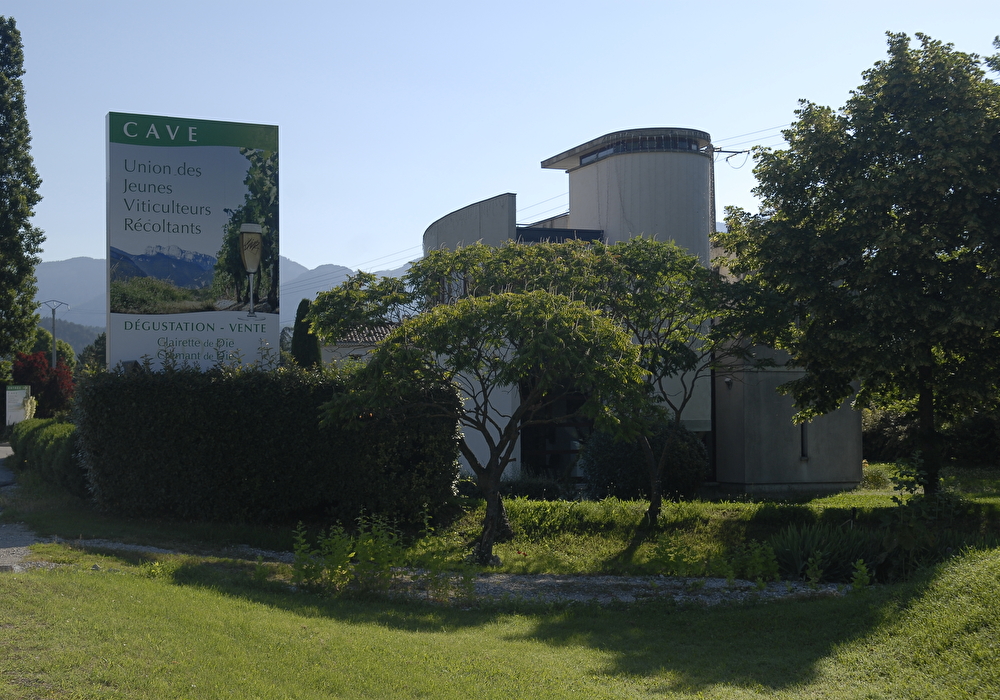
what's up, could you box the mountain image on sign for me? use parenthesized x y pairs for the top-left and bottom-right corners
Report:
(110, 245), (220, 314)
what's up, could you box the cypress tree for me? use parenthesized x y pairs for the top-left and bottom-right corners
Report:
(290, 298), (322, 367)
(0, 17), (44, 381)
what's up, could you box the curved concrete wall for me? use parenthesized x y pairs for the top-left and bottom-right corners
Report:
(423, 193), (516, 254)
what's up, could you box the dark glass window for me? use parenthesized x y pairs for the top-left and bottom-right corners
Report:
(580, 134), (704, 166)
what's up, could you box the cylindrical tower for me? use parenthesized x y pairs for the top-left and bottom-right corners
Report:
(541, 128), (714, 262)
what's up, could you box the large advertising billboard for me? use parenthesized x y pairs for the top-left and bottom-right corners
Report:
(106, 113), (278, 370)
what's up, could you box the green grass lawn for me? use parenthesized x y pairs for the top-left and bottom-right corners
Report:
(2, 546), (998, 698)
(2, 464), (999, 697)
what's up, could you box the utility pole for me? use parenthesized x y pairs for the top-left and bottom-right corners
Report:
(39, 300), (69, 369)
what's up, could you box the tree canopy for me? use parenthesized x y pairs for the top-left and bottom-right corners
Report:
(320, 289), (644, 563)
(31, 327), (76, 371)
(719, 32), (1000, 491)
(312, 239), (750, 539)
(0, 17), (44, 380)
(407, 239), (752, 423)
(77, 332), (107, 375)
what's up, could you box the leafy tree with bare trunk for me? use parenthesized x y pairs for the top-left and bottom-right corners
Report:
(313, 282), (643, 564)
(408, 239), (757, 525)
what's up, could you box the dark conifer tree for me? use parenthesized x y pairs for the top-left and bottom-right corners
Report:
(290, 298), (321, 367)
(0, 17), (44, 381)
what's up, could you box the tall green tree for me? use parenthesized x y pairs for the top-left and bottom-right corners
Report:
(598, 238), (761, 523)
(0, 17), (44, 380)
(720, 33), (1000, 494)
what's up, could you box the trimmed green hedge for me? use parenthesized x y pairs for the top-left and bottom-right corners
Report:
(73, 366), (460, 528)
(8, 418), (88, 498)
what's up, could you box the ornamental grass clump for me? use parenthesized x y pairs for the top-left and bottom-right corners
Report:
(292, 516), (402, 596)
(292, 515), (473, 600)
(769, 522), (882, 583)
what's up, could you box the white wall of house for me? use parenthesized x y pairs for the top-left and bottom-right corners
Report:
(454, 383), (523, 480)
(714, 349), (863, 493)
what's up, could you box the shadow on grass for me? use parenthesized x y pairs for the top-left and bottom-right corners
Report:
(1, 471), (298, 553)
(136, 549), (928, 694)
(599, 521), (658, 571)
(513, 586), (918, 693)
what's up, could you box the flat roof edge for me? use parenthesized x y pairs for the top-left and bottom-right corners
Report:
(541, 127), (712, 170)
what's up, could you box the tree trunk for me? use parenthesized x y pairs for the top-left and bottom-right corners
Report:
(916, 365), (940, 496)
(640, 435), (662, 527)
(474, 476), (514, 565)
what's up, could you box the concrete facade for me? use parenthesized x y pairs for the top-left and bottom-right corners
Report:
(423, 193), (516, 251)
(714, 350), (863, 494)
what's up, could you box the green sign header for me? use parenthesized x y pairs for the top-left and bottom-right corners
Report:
(107, 112), (277, 150)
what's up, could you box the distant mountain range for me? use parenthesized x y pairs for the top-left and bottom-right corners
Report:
(34, 255), (411, 330)
(110, 245), (217, 289)
(37, 223), (726, 331)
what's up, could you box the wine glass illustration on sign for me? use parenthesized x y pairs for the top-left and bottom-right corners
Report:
(239, 224), (263, 318)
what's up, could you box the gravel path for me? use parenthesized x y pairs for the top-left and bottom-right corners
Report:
(0, 446), (845, 604)
(0, 446), (41, 572)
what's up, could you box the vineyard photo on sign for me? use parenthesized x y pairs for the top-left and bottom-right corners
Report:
(106, 112), (279, 369)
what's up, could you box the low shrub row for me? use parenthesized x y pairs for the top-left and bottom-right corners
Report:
(580, 422), (708, 501)
(7, 418), (88, 498)
(863, 406), (1000, 467)
(72, 365), (461, 529)
(505, 497), (648, 539)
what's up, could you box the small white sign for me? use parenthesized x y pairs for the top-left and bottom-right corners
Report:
(6, 385), (30, 425)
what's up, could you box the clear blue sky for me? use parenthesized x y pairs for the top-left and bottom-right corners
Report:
(6, 0), (998, 271)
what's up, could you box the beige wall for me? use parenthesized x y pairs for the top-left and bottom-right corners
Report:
(567, 151), (713, 263)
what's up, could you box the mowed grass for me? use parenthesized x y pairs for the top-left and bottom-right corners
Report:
(0, 470), (297, 555)
(1, 545), (999, 698)
(2, 462), (1000, 697)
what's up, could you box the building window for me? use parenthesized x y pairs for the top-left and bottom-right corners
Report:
(579, 134), (705, 166)
(800, 422), (809, 461)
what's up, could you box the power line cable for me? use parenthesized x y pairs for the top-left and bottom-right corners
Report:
(713, 124), (790, 145)
(516, 192), (568, 213)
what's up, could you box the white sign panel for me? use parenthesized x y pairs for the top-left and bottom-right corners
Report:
(106, 113), (279, 369)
